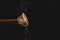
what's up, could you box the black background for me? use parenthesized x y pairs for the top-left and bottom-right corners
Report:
(48, 0), (56, 8)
